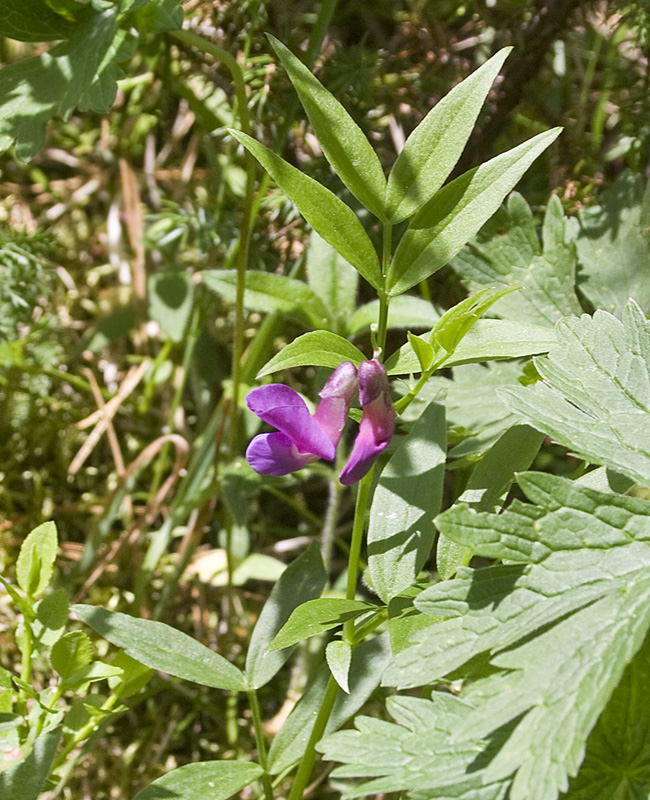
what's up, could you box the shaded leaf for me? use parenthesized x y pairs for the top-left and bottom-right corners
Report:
(270, 598), (376, 650)
(132, 760), (264, 800)
(148, 271), (194, 343)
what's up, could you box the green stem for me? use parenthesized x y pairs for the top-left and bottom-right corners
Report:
(287, 675), (339, 800)
(376, 222), (392, 359)
(53, 693), (119, 769)
(247, 689), (274, 800)
(19, 615), (33, 687)
(344, 471), (373, 640)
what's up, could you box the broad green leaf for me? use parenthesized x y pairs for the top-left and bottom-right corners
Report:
(326, 640), (352, 693)
(72, 605), (245, 692)
(348, 295), (440, 336)
(564, 632), (650, 799)
(0, 726), (62, 800)
(451, 193), (582, 326)
(256, 331), (365, 378)
(148, 271), (194, 343)
(202, 270), (330, 330)
(368, 400), (446, 602)
(270, 598), (376, 651)
(16, 521), (58, 598)
(229, 130), (382, 288)
(386, 318), (556, 375)
(387, 586), (441, 655)
(320, 693), (511, 799)
(32, 589), (69, 649)
(50, 630), (93, 680)
(567, 171), (650, 317)
(385, 472), (650, 800)
(61, 661), (123, 689)
(267, 634), (391, 775)
(1, 0), (79, 41)
(132, 760), (264, 800)
(245, 543), (327, 690)
(386, 48), (511, 223)
(269, 35), (387, 220)
(386, 128), (562, 295)
(436, 424), (544, 579)
(501, 301), (650, 488)
(305, 231), (359, 327)
(130, 0), (184, 33)
(0, 8), (127, 160)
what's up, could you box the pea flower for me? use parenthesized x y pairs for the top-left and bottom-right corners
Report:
(245, 361), (358, 477)
(339, 359), (395, 486)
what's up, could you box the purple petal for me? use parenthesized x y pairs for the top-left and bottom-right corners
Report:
(314, 361), (358, 447)
(339, 414), (389, 485)
(247, 385), (335, 460)
(246, 432), (318, 476)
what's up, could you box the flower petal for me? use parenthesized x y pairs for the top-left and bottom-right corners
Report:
(339, 415), (389, 485)
(246, 432), (318, 476)
(313, 362), (358, 448)
(247, 385), (335, 460)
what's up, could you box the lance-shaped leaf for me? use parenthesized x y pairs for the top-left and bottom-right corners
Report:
(269, 35), (387, 220)
(256, 331), (365, 378)
(348, 295), (440, 336)
(384, 472), (650, 800)
(500, 300), (650, 488)
(0, 726), (62, 800)
(230, 130), (382, 289)
(202, 270), (332, 330)
(132, 760), (264, 800)
(386, 127), (561, 295)
(386, 48), (511, 223)
(367, 400), (446, 602)
(270, 598), (376, 650)
(73, 605), (245, 692)
(306, 231), (359, 328)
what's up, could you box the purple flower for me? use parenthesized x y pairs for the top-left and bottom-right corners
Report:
(339, 359), (395, 486)
(246, 362), (358, 477)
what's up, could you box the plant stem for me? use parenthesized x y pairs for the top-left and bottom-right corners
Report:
(247, 689), (274, 800)
(376, 222), (393, 359)
(287, 675), (339, 800)
(344, 471), (373, 640)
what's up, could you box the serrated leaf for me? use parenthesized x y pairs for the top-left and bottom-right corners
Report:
(326, 640), (352, 693)
(256, 330), (365, 378)
(132, 760), (264, 800)
(386, 128), (561, 295)
(245, 543), (327, 690)
(50, 630), (93, 679)
(270, 598), (376, 651)
(0, 726), (62, 800)
(451, 193), (582, 326)
(202, 270), (330, 330)
(72, 605), (245, 692)
(267, 634), (391, 775)
(230, 130), (382, 288)
(386, 48), (511, 223)
(16, 521), (58, 598)
(384, 472), (650, 800)
(368, 400), (446, 602)
(148, 270), (194, 343)
(386, 318), (556, 375)
(500, 300), (650, 488)
(269, 35), (387, 220)
(0, 0), (79, 41)
(0, 8), (124, 160)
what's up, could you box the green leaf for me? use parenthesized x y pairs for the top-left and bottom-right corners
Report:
(108, 652), (153, 699)
(16, 521), (58, 599)
(269, 35), (387, 220)
(245, 543), (327, 690)
(567, 171), (650, 317)
(386, 47), (511, 223)
(368, 400), (446, 602)
(326, 640), (352, 693)
(0, 726), (62, 800)
(386, 318), (556, 375)
(305, 231), (359, 329)
(387, 586), (441, 655)
(202, 270), (330, 330)
(0, 0), (79, 41)
(148, 271), (194, 343)
(385, 472), (650, 800)
(61, 661), (124, 690)
(0, 8), (127, 160)
(500, 301), (650, 488)
(72, 605), (245, 692)
(267, 634), (392, 775)
(132, 760), (264, 800)
(386, 128), (562, 295)
(564, 632), (650, 799)
(407, 331), (435, 372)
(50, 630), (93, 679)
(270, 598), (376, 651)
(230, 130), (382, 288)
(348, 295), (440, 336)
(32, 589), (69, 649)
(451, 193), (582, 326)
(131, 0), (184, 33)
(256, 331), (365, 378)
